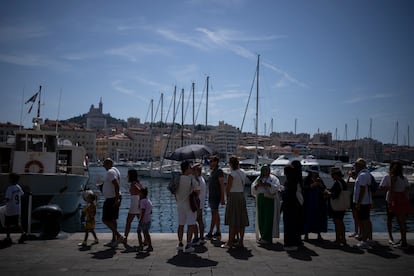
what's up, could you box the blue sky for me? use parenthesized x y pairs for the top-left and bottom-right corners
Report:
(0, 0), (413, 145)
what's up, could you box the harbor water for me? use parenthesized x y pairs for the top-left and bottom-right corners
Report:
(62, 166), (414, 234)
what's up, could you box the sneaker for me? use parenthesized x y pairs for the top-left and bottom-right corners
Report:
(176, 242), (184, 251)
(213, 232), (221, 239)
(348, 232), (358, 238)
(184, 245), (195, 253)
(191, 238), (201, 246)
(78, 241), (87, 247)
(257, 239), (270, 245)
(205, 233), (213, 240)
(199, 238), (206, 245)
(116, 235), (125, 245)
(104, 241), (115, 247)
(392, 239), (402, 246)
(146, 245), (154, 252)
(111, 241), (119, 248)
(355, 241), (370, 249)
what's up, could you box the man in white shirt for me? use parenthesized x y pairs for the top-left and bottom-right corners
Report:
(102, 158), (124, 248)
(176, 160), (200, 253)
(353, 158), (373, 249)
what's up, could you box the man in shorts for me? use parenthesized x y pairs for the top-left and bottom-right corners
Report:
(353, 158), (373, 249)
(4, 173), (26, 245)
(102, 158), (124, 248)
(206, 155), (225, 240)
(176, 160), (200, 253)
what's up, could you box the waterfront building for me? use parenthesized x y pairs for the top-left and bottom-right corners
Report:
(125, 127), (152, 161)
(211, 121), (240, 159)
(96, 133), (132, 162)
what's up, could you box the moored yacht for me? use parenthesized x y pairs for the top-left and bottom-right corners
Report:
(0, 90), (88, 215)
(270, 155), (345, 188)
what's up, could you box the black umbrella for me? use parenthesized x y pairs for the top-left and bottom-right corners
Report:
(166, 144), (212, 161)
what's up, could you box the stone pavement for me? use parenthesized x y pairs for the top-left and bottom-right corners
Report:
(0, 232), (413, 275)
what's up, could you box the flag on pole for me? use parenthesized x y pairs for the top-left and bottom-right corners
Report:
(25, 92), (38, 104)
(28, 104), (34, 114)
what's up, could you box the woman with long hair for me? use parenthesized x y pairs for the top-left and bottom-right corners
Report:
(124, 169), (143, 245)
(379, 160), (413, 248)
(222, 156), (249, 249)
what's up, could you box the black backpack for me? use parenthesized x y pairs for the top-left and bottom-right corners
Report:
(168, 172), (181, 195)
(369, 173), (379, 193)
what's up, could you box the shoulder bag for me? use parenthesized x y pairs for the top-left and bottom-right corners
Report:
(330, 181), (350, 211)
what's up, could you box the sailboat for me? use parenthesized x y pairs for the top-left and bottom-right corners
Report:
(239, 55), (271, 183)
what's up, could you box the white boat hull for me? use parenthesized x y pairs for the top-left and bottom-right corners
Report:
(0, 173), (88, 215)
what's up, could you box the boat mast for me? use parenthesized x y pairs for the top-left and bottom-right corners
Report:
(181, 88), (184, 147)
(255, 54), (260, 167)
(205, 77), (209, 128)
(192, 82), (195, 144)
(161, 92), (164, 123)
(205, 76), (209, 144)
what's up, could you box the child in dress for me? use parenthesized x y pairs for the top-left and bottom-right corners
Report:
(79, 192), (99, 246)
(137, 187), (153, 252)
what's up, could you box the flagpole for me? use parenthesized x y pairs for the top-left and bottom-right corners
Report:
(19, 86), (25, 130)
(55, 88), (62, 133)
(37, 85), (42, 119)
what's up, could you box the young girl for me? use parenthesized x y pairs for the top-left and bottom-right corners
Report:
(137, 187), (153, 252)
(79, 192), (99, 246)
(124, 169), (143, 245)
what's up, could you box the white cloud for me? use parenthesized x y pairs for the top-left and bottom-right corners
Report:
(0, 53), (69, 71)
(112, 80), (134, 95)
(0, 23), (50, 42)
(373, 93), (392, 99)
(156, 28), (208, 51)
(106, 42), (171, 62)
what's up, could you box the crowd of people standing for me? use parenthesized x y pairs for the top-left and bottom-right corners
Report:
(84, 156), (413, 253)
(2, 154), (412, 253)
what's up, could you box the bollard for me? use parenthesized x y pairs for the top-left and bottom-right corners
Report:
(32, 204), (63, 239)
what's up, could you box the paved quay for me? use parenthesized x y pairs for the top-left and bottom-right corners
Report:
(1, 232), (413, 275)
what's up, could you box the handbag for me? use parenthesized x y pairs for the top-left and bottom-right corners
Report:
(189, 191), (200, 212)
(330, 182), (350, 211)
